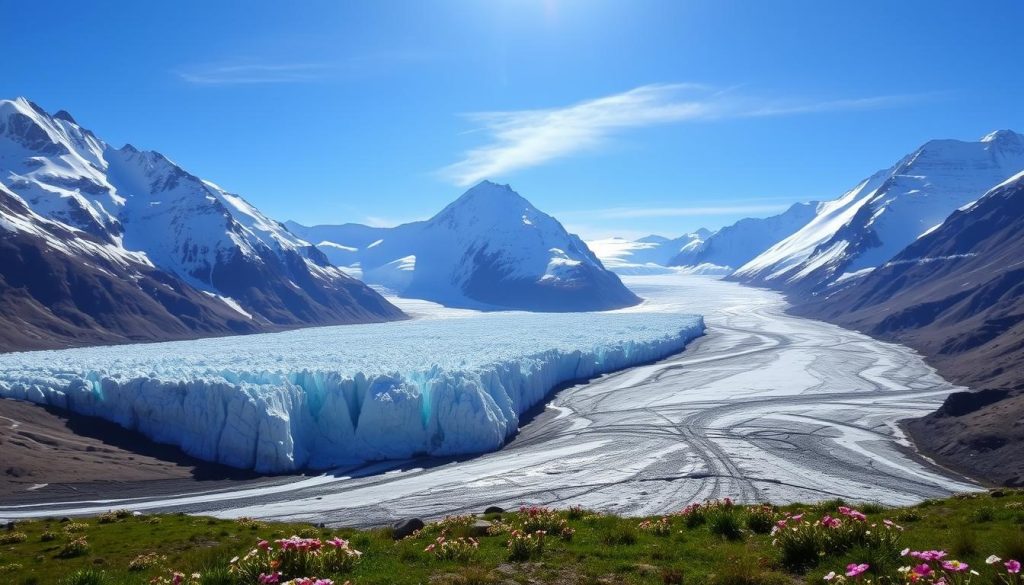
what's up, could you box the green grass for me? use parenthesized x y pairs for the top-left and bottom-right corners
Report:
(0, 490), (1022, 584)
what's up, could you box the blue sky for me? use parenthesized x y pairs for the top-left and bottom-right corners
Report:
(4, 0), (1023, 239)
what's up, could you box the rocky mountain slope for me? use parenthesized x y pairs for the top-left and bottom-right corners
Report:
(732, 131), (1024, 293)
(0, 97), (403, 350)
(795, 171), (1024, 485)
(288, 181), (640, 312)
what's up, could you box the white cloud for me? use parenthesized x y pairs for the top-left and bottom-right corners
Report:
(439, 84), (933, 186)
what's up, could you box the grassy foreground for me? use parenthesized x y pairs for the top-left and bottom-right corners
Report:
(1, 490), (1023, 585)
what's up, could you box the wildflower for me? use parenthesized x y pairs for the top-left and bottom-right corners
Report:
(259, 573), (281, 584)
(912, 564), (933, 577)
(846, 563), (870, 577)
(822, 515), (841, 528)
(988, 556), (1004, 565)
(326, 537), (349, 548)
(791, 513), (804, 522)
(883, 519), (903, 530)
(172, 573), (185, 585)
(902, 548), (911, 557)
(258, 539), (271, 550)
(941, 560), (969, 572)
(910, 550), (948, 562)
(1007, 560), (1022, 574)
(824, 571), (837, 581)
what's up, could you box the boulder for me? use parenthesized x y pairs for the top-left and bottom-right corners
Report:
(392, 518), (425, 540)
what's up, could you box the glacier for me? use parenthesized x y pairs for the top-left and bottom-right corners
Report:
(0, 311), (704, 473)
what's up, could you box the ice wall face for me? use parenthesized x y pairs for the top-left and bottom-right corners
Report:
(0, 312), (704, 473)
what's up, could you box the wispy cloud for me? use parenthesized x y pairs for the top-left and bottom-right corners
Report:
(177, 51), (437, 85)
(178, 63), (333, 85)
(439, 84), (934, 186)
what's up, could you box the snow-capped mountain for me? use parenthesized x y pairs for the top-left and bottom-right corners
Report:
(287, 181), (641, 311)
(669, 201), (820, 272)
(0, 183), (259, 350)
(731, 130), (1024, 292)
(587, 231), (710, 275)
(0, 97), (403, 348)
(796, 170), (1024, 391)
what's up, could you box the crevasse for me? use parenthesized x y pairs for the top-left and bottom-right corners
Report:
(0, 312), (704, 473)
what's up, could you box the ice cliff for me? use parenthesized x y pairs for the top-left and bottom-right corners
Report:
(0, 312), (704, 472)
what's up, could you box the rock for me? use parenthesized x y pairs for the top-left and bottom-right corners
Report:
(468, 519), (493, 537)
(392, 518), (425, 540)
(990, 489), (1006, 498)
(484, 506), (505, 515)
(59, 517), (71, 523)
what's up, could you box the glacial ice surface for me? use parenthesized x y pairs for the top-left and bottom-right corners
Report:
(0, 312), (704, 472)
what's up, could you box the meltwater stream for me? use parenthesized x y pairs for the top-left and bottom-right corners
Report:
(0, 274), (979, 524)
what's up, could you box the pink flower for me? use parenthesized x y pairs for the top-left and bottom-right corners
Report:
(258, 573), (281, 584)
(846, 563), (870, 577)
(172, 573), (184, 585)
(941, 561), (969, 572)
(257, 539), (271, 550)
(911, 550), (948, 562)
(314, 580), (334, 585)
(821, 515), (841, 528)
(326, 537), (349, 548)
(838, 506), (867, 521)
(791, 513), (804, 522)
(882, 519), (903, 530)
(1007, 560), (1022, 574)
(912, 564), (933, 577)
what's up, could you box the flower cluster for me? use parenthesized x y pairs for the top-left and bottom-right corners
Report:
(898, 547), (976, 585)
(824, 562), (872, 582)
(519, 506), (575, 540)
(771, 506), (903, 571)
(637, 516), (672, 536)
(229, 536), (361, 583)
(0, 532), (27, 545)
(987, 556), (1022, 585)
(59, 536), (90, 558)
(507, 529), (546, 561)
(128, 552), (166, 571)
(676, 498), (735, 528)
(432, 515), (476, 536)
(423, 535), (479, 561)
(148, 571), (202, 584)
(822, 550), (1021, 585)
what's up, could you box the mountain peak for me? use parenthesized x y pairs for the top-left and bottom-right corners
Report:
(441, 181), (533, 217)
(980, 129), (1023, 144)
(53, 109), (77, 124)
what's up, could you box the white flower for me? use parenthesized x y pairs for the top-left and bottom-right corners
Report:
(987, 555), (1003, 565)
(824, 572), (837, 581)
